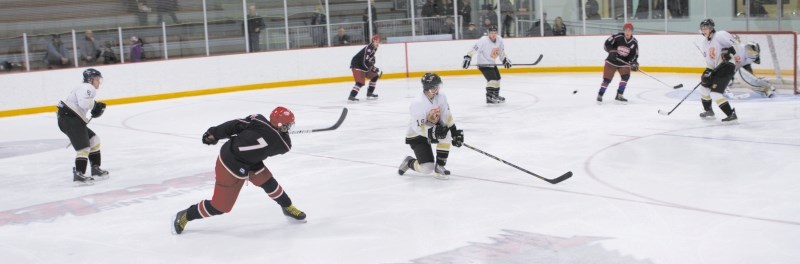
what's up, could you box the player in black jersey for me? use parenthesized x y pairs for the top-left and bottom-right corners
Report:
(597, 22), (639, 104)
(348, 35), (381, 102)
(172, 107), (306, 235)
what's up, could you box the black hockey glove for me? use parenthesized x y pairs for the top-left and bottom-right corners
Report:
(90, 101), (106, 118)
(451, 129), (464, 147)
(202, 130), (219, 145)
(502, 58), (512, 69)
(630, 62), (639, 71)
(462, 55), (471, 69)
(701, 68), (714, 88)
(607, 51), (618, 63)
(434, 123), (449, 139)
(427, 127), (440, 144)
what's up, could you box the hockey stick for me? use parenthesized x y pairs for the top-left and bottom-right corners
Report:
(471, 54), (544, 67)
(288, 107), (348, 134)
(462, 143), (573, 184)
(658, 82), (702, 116)
(616, 58), (683, 89)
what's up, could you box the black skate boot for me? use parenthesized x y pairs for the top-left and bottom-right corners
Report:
(172, 209), (188, 235)
(596, 94), (603, 104)
(282, 204), (307, 223)
(615, 93), (628, 104)
(721, 109), (738, 124)
(486, 94), (501, 104)
(494, 91), (506, 102)
(699, 110), (716, 120)
(398, 156), (413, 175)
(434, 164), (450, 180)
(73, 167), (94, 186)
(91, 165), (109, 181)
(347, 96), (359, 102)
(366, 93), (379, 100)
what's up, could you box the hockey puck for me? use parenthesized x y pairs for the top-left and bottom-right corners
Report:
(572, 90), (578, 94)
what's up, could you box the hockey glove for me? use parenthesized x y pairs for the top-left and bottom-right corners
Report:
(427, 127), (440, 144)
(202, 130), (219, 145)
(630, 62), (639, 72)
(451, 129), (464, 147)
(462, 55), (471, 69)
(606, 51), (618, 63)
(90, 101), (106, 118)
(701, 68), (714, 88)
(434, 124), (449, 139)
(502, 58), (512, 69)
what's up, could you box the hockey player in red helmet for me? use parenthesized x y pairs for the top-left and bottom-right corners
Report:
(597, 22), (639, 104)
(347, 34), (382, 101)
(172, 106), (305, 234)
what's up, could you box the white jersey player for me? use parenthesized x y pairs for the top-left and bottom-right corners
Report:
(728, 40), (776, 98)
(462, 25), (512, 104)
(398, 73), (464, 180)
(698, 19), (740, 123)
(57, 68), (109, 185)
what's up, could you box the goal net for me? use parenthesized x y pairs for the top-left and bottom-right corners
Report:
(729, 31), (798, 95)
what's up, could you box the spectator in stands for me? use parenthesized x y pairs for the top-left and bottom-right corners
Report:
(463, 22), (482, 39)
(44, 34), (71, 69)
(458, 0), (472, 30)
(363, 0), (378, 43)
(443, 0), (455, 16)
(80, 30), (100, 66)
(155, 0), (180, 25)
(246, 5), (264, 52)
(478, 4), (498, 28)
(516, 0), (531, 20)
(134, 0), (151, 26)
(585, 0), (600, 20)
(335, 27), (351, 46)
(481, 18), (494, 35)
(310, 5), (328, 47)
(443, 17), (456, 38)
(421, 0), (443, 35)
(99, 41), (119, 64)
(0, 61), (13, 72)
(527, 12), (552, 37)
(500, 0), (514, 37)
(129, 36), (144, 62)
(553, 16), (567, 36)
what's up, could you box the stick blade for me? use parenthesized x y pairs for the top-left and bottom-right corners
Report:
(657, 109), (670, 116)
(545, 171), (573, 184)
(673, 84), (684, 89)
(532, 54), (544, 65)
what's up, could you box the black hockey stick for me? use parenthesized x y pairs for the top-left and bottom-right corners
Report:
(462, 143), (573, 184)
(615, 58), (683, 89)
(471, 54), (544, 67)
(658, 82), (702, 116)
(288, 107), (348, 134)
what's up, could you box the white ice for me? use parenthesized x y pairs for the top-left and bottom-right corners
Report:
(1, 73), (799, 264)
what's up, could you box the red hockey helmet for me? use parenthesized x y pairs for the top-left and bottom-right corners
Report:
(623, 22), (634, 31)
(371, 34), (381, 43)
(270, 106), (295, 132)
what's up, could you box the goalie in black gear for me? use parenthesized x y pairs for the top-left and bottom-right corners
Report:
(398, 73), (464, 180)
(56, 68), (109, 186)
(699, 18), (740, 123)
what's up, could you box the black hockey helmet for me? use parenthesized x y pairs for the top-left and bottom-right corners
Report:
(700, 19), (715, 29)
(82, 68), (102, 83)
(421, 72), (442, 91)
(488, 25), (498, 32)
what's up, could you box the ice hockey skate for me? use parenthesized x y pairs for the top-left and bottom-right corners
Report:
(764, 85), (776, 98)
(91, 165), (109, 181)
(282, 204), (307, 223)
(721, 109), (738, 124)
(73, 167), (94, 186)
(486, 94), (502, 104)
(596, 94), (603, 104)
(614, 93), (628, 104)
(366, 93), (379, 100)
(699, 110), (716, 120)
(347, 96), (359, 102)
(398, 156), (413, 175)
(172, 209), (188, 235)
(434, 164), (450, 180)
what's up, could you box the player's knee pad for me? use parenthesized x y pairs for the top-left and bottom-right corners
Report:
(76, 147), (90, 158)
(602, 78), (611, 86)
(710, 92), (727, 105)
(200, 199), (226, 216)
(699, 87), (711, 97)
(487, 80), (500, 88)
(354, 82), (364, 88)
(415, 162), (435, 174)
(89, 136), (101, 152)
(621, 74), (630, 81)
(370, 75), (379, 82)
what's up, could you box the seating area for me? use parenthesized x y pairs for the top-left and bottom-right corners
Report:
(0, 0), (411, 72)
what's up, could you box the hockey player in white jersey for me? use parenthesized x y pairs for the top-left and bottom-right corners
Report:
(698, 19), (740, 123)
(462, 25), (512, 104)
(728, 40), (776, 98)
(398, 73), (464, 180)
(56, 68), (109, 186)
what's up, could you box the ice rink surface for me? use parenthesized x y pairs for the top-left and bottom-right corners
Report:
(1, 72), (799, 263)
